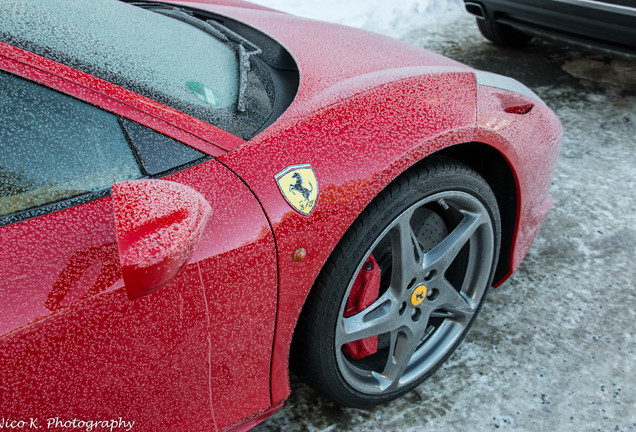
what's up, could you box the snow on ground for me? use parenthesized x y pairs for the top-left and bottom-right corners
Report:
(250, 1), (636, 431)
(251, 0), (464, 37)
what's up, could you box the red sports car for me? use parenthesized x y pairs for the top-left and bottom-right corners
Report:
(0, 0), (561, 430)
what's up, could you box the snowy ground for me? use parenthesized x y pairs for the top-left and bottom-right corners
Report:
(250, 1), (636, 431)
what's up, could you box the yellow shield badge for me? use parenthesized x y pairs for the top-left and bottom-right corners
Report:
(275, 164), (319, 215)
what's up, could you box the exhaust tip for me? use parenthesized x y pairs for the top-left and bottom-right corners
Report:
(465, 2), (486, 19)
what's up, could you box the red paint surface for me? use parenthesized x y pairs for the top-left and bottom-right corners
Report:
(0, 0), (561, 430)
(0, 161), (277, 431)
(474, 85), (561, 281)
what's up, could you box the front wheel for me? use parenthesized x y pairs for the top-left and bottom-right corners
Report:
(292, 159), (501, 407)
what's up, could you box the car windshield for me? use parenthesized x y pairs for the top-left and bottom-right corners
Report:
(0, 0), (244, 131)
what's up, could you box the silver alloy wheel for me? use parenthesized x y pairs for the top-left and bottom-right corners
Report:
(334, 190), (495, 395)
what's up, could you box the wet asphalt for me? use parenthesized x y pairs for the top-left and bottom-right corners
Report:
(255, 12), (636, 432)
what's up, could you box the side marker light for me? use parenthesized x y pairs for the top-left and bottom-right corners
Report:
(293, 248), (307, 262)
(504, 103), (534, 114)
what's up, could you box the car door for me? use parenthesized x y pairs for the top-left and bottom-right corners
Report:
(0, 68), (277, 431)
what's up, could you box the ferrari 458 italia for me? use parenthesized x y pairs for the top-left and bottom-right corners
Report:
(0, 0), (561, 430)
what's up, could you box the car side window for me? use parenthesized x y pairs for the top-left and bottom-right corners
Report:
(0, 71), (142, 218)
(119, 118), (205, 176)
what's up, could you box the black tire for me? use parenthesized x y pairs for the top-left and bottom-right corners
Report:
(291, 159), (501, 408)
(476, 17), (532, 47)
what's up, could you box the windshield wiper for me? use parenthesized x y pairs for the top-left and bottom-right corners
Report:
(205, 19), (263, 112)
(131, 2), (262, 112)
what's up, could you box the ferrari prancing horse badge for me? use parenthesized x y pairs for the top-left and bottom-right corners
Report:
(275, 164), (319, 215)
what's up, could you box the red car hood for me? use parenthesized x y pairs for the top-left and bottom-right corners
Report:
(171, 0), (474, 123)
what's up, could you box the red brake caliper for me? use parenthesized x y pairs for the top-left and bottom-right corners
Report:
(343, 254), (381, 359)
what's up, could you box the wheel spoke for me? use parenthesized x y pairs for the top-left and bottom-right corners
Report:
(389, 212), (423, 294)
(429, 310), (454, 319)
(377, 326), (425, 391)
(436, 278), (475, 320)
(337, 290), (397, 345)
(423, 210), (484, 273)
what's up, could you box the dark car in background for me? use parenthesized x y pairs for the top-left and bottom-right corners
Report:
(464, 0), (636, 56)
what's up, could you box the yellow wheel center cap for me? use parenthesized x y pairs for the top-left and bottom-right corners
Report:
(411, 285), (427, 306)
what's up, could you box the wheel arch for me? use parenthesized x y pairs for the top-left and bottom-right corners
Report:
(430, 142), (518, 285)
